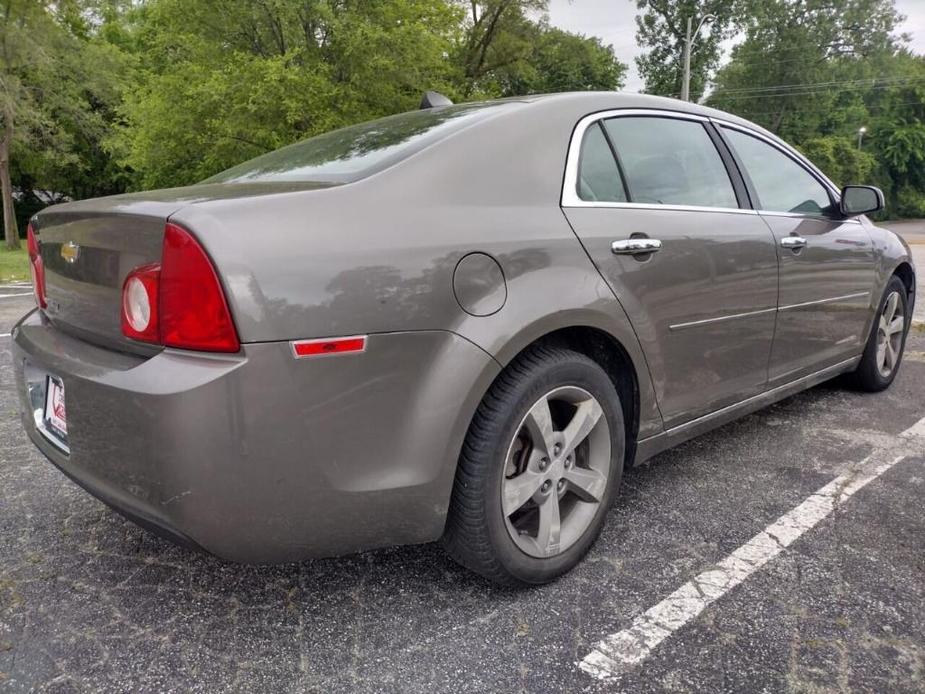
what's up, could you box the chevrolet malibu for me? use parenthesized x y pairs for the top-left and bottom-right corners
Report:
(13, 92), (915, 586)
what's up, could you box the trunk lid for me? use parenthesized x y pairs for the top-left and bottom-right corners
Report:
(31, 181), (335, 354)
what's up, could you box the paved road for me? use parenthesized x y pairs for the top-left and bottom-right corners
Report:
(1, 290), (923, 693)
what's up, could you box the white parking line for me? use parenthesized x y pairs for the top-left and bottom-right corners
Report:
(0, 333), (9, 338)
(901, 417), (925, 440)
(0, 292), (32, 299)
(579, 415), (925, 682)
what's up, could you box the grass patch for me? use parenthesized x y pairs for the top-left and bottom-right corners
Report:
(0, 245), (29, 283)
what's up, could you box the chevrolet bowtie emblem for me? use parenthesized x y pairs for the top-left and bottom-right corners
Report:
(61, 241), (80, 264)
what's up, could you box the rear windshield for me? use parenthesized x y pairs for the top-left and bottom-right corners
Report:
(202, 103), (510, 185)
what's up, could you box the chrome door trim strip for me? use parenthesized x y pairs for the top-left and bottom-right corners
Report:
(669, 307), (777, 331)
(669, 291), (870, 330)
(778, 291), (870, 312)
(664, 356), (858, 439)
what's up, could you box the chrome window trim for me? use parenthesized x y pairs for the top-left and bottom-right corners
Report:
(711, 119), (841, 195)
(562, 108), (744, 213)
(710, 119), (861, 223)
(562, 108), (860, 223)
(568, 201), (758, 215)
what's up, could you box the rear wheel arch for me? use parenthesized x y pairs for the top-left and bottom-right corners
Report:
(487, 325), (641, 466)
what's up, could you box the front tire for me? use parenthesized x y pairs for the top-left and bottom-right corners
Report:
(443, 345), (624, 587)
(849, 275), (909, 392)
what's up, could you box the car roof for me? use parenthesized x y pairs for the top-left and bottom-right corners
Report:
(481, 91), (771, 137)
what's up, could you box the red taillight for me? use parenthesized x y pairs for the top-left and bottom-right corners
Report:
(121, 263), (160, 342)
(26, 223), (47, 309)
(160, 223), (239, 352)
(120, 222), (240, 353)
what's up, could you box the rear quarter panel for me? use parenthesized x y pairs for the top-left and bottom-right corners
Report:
(170, 96), (665, 440)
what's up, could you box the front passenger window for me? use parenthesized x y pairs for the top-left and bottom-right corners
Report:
(722, 127), (834, 216)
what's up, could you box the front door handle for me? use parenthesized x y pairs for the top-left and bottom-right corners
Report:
(781, 236), (807, 249)
(612, 238), (663, 255)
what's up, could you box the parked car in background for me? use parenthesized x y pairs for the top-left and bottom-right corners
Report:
(13, 92), (915, 586)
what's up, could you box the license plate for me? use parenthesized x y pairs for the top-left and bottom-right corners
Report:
(43, 376), (68, 443)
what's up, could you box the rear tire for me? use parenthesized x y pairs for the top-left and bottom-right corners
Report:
(443, 345), (624, 587)
(849, 275), (909, 392)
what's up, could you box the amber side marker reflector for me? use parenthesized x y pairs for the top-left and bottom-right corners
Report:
(291, 336), (367, 358)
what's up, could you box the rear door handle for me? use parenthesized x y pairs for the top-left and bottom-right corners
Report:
(611, 238), (663, 255)
(781, 236), (807, 249)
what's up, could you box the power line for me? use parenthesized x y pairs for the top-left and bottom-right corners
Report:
(736, 100), (925, 118)
(708, 80), (925, 101)
(658, 75), (925, 100)
(709, 75), (924, 96)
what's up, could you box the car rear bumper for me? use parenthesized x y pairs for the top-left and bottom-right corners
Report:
(12, 311), (499, 562)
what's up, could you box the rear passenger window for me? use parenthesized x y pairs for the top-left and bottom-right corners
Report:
(721, 127), (833, 216)
(577, 123), (627, 202)
(602, 117), (738, 209)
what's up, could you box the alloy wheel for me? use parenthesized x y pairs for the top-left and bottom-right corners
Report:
(501, 386), (611, 558)
(876, 290), (905, 378)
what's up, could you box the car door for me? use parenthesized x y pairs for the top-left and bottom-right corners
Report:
(562, 111), (779, 428)
(719, 125), (877, 386)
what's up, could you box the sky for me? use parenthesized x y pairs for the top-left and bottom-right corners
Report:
(546, 0), (925, 92)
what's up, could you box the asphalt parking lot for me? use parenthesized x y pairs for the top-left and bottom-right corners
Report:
(1, 282), (924, 692)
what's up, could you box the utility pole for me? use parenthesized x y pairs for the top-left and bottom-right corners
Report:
(681, 14), (715, 102)
(681, 17), (693, 102)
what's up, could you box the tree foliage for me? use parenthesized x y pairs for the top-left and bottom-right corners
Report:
(110, 0), (465, 188)
(634, 0), (745, 100)
(0, 0), (129, 245)
(705, 0), (919, 216)
(4, 0), (925, 227)
(497, 25), (626, 96)
(1, 0), (627, 205)
(708, 0), (903, 139)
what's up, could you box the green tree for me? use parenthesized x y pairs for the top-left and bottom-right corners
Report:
(0, 0), (60, 248)
(866, 52), (925, 215)
(707, 0), (903, 141)
(454, 0), (545, 97)
(110, 0), (464, 188)
(0, 0), (128, 247)
(497, 24), (627, 96)
(634, 0), (744, 100)
(113, 0), (629, 189)
(705, 0), (923, 215)
(799, 136), (876, 186)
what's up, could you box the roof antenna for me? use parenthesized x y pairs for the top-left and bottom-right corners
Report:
(420, 91), (453, 109)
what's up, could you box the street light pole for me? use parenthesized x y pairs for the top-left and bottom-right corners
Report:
(681, 14), (716, 102)
(857, 126), (868, 150)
